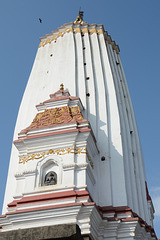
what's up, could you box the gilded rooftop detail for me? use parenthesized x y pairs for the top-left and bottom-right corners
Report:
(74, 10), (85, 24)
(21, 106), (83, 133)
(38, 20), (120, 53)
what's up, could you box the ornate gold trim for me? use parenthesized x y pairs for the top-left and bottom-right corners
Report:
(39, 27), (73, 48)
(74, 11), (84, 24)
(19, 147), (94, 168)
(97, 29), (103, 35)
(112, 44), (116, 50)
(23, 105), (83, 131)
(60, 83), (64, 90)
(38, 27), (104, 48)
(38, 24), (119, 54)
(74, 28), (81, 34)
(81, 28), (88, 34)
(89, 29), (97, 35)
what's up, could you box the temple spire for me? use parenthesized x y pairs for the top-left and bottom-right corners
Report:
(74, 9), (84, 24)
(60, 83), (64, 90)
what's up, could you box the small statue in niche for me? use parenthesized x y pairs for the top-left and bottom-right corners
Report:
(44, 171), (57, 186)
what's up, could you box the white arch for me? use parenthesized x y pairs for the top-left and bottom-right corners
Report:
(35, 155), (63, 189)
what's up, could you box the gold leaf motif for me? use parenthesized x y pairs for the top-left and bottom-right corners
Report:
(25, 107), (74, 131)
(19, 147), (93, 168)
(81, 28), (88, 34)
(74, 28), (81, 34)
(97, 29), (103, 35)
(71, 106), (83, 121)
(24, 106), (83, 133)
(112, 44), (116, 50)
(89, 29), (97, 35)
(39, 28), (73, 48)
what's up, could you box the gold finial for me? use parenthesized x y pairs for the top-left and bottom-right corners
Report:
(60, 83), (64, 90)
(74, 9), (84, 24)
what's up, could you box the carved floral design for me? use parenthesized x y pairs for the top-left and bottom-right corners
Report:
(19, 147), (94, 169)
(71, 106), (83, 121)
(24, 106), (83, 132)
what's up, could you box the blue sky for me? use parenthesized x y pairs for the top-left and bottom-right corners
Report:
(0, 0), (159, 237)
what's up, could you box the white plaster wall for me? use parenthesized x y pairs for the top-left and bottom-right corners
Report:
(106, 41), (150, 222)
(3, 23), (150, 225)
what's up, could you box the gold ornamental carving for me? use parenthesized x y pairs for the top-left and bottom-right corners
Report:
(74, 10), (84, 24)
(19, 147), (94, 169)
(73, 28), (81, 34)
(97, 29), (103, 35)
(38, 27), (104, 48)
(39, 27), (73, 48)
(38, 24), (119, 54)
(89, 29), (97, 35)
(60, 83), (64, 90)
(24, 106), (83, 132)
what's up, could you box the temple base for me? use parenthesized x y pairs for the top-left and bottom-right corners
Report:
(0, 224), (90, 240)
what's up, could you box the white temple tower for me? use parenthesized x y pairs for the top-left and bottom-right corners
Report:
(0, 12), (157, 239)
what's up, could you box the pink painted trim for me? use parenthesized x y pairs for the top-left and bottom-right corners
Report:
(36, 89), (80, 107)
(1, 202), (157, 238)
(49, 90), (70, 98)
(19, 119), (88, 135)
(14, 127), (91, 144)
(98, 205), (131, 214)
(97, 205), (157, 239)
(7, 202), (82, 215)
(43, 96), (80, 104)
(145, 181), (152, 201)
(14, 128), (79, 143)
(82, 202), (95, 206)
(79, 128), (91, 133)
(6, 203), (95, 217)
(8, 190), (91, 208)
(76, 190), (89, 196)
(121, 217), (139, 222)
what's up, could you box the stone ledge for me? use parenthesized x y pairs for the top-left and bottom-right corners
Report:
(0, 224), (85, 240)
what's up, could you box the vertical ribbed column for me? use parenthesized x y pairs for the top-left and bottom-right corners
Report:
(108, 44), (139, 212)
(81, 27), (97, 138)
(73, 26), (86, 109)
(83, 26), (112, 206)
(101, 37), (128, 207)
(114, 50), (140, 215)
(117, 54), (150, 222)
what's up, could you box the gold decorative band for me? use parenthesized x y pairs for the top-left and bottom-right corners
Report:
(39, 27), (73, 48)
(38, 27), (104, 48)
(38, 26), (119, 54)
(19, 147), (94, 168)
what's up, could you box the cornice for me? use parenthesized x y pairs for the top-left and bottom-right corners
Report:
(0, 203), (157, 239)
(38, 23), (120, 53)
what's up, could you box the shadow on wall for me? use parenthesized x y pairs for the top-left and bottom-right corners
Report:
(87, 112), (126, 207)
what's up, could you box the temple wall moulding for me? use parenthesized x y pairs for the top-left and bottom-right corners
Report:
(19, 147), (94, 169)
(38, 25), (119, 53)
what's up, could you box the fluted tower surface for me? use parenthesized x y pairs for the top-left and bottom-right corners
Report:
(2, 15), (156, 239)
